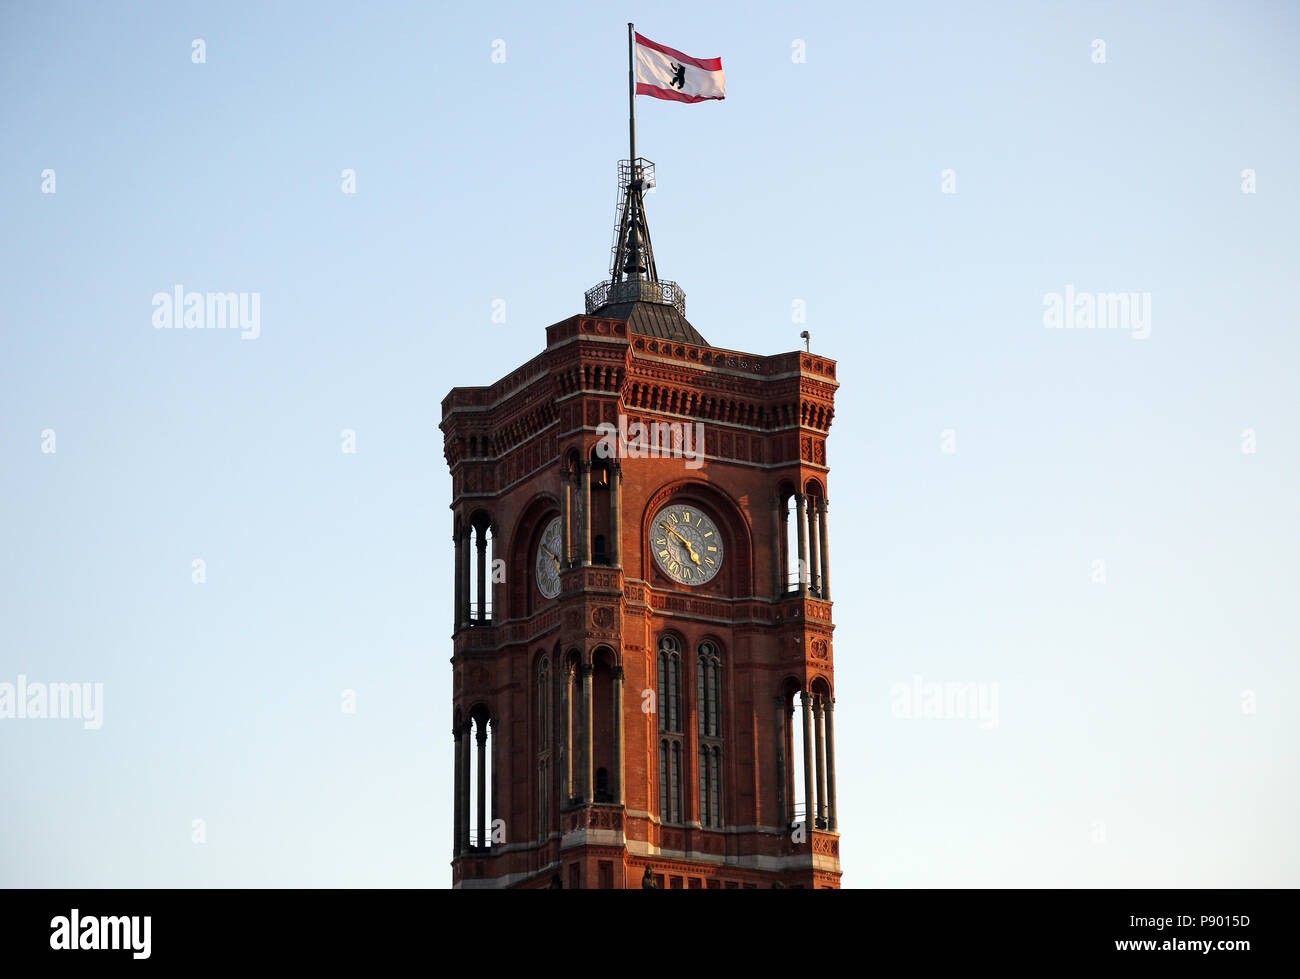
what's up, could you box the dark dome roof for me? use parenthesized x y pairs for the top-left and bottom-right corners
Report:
(596, 300), (707, 346)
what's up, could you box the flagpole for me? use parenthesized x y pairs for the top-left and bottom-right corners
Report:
(627, 22), (637, 167)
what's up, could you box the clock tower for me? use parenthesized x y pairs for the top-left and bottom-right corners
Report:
(441, 158), (840, 888)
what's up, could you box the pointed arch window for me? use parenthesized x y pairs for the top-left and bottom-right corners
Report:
(657, 635), (683, 823)
(537, 659), (551, 749)
(697, 640), (724, 827)
(536, 656), (552, 839)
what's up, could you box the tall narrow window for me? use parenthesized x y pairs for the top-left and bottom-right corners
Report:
(657, 635), (683, 824)
(537, 661), (550, 749)
(698, 746), (708, 825)
(698, 640), (723, 827)
(658, 741), (668, 822)
(538, 759), (549, 839)
(709, 746), (721, 826)
(670, 741), (682, 823)
(536, 657), (551, 839)
(785, 493), (800, 592)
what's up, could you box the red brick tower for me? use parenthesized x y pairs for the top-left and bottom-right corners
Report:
(441, 158), (839, 888)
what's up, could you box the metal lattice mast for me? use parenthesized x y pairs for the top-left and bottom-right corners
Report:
(584, 23), (684, 318)
(612, 23), (656, 286)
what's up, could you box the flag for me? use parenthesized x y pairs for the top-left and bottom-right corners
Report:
(634, 32), (725, 103)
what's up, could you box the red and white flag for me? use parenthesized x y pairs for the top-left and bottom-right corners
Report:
(634, 32), (725, 103)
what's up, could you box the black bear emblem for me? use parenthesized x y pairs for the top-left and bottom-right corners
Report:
(669, 61), (686, 90)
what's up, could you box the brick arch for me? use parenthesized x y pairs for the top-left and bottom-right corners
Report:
(779, 675), (803, 703)
(467, 701), (494, 735)
(640, 479), (754, 596)
(654, 628), (686, 653)
(505, 493), (562, 618)
(695, 633), (727, 656)
(590, 643), (621, 669)
(532, 648), (551, 674)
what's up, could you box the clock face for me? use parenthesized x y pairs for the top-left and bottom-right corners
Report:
(535, 516), (563, 599)
(650, 503), (724, 586)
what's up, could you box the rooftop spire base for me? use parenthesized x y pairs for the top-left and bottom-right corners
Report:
(584, 277), (687, 318)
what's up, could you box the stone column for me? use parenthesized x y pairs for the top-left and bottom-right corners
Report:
(818, 498), (831, 601)
(459, 721), (472, 853)
(785, 703), (796, 824)
(476, 719), (487, 847)
(826, 697), (838, 831)
(610, 464), (622, 567)
(780, 498), (791, 594)
(475, 526), (488, 622)
(581, 664), (594, 802)
(490, 716), (499, 844)
(794, 494), (808, 594)
(560, 667), (571, 804)
(774, 697), (787, 827)
(807, 500), (821, 597)
(613, 667), (625, 805)
(770, 498), (783, 598)
(579, 462), (591, 567)
(457, 528), (471, 629)
(453, 521), (463, 631)
(453, 724), (463, 855)
(800, 691), (814, 830)
(562, 474), (573, 566)
(814, 696), (826, 828)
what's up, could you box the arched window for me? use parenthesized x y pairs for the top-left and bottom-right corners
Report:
(537, 658), (551, 749)
(468, 512), (495, 623)
(658, 635), (682, 735)
(467, 710), (493, 849)
(536, 657), (551, 839)
(538, 758), (549, 840)
(697, 640), (723, 827)
(657, 635), (683, 823)
(697, 641), (721, 739)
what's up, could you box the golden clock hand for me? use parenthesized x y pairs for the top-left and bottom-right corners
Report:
(660, 522), (702, 565)
(658, 521), (689, 550)
(541, 545), (560, 570)
(668, 527), (700, 563)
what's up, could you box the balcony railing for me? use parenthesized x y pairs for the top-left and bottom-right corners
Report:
(788, 804), (828, 832)
(584, 277), (686, 317)
(784, 573), (824, 598)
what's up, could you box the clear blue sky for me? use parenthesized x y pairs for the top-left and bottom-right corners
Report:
(1, 0), (1296, 887)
